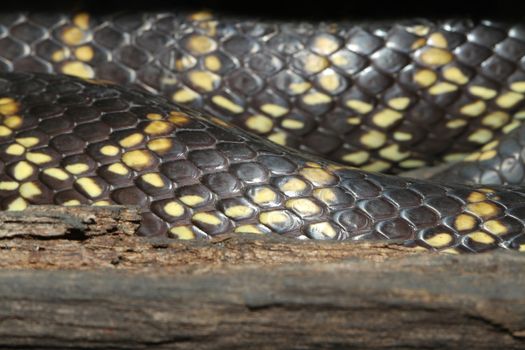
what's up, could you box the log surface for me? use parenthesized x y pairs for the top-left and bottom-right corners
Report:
(0, 205), (524, 349)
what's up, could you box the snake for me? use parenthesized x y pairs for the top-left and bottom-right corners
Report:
(1, 7), (525, 253)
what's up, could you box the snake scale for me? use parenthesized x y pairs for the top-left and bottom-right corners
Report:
(1, 6), (525, 253)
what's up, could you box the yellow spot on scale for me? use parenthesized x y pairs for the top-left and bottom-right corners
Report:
(288, 82), (311, 94)
(19, 182), (42, 199)
(107, 162), (129, 175)
(345, 99), (373, 114)
(372, 109), (402, 128)
(63, 199), (81, 206)
(406, 25), (430, 36)
(268, 132), (287, 146)
(0, 126), (12, 137)
(442, 66), (468, 85)
(147, 138), (173, 154)
(468, 129), (493, 144)
(510, 81), (525, 93)
(299, 167), (336, 186)
(311, 35), (339, 55)
(119, 133), (144, 148)
(52, 49), (69, 62)
(75, 177), (103, 198)
(245, 115), (273, 134)
(73, 12), (90, 30)
(414, 69), (437, 87)
(313, 188), (337, 204)
(429, 82), (458, 95)
(308, 222), (337, 238)
(286, 198), (321, 216)
(121, 149), (155, 171)
(362, 160), (391, 172)
(179, 195), (205, 207)
(204, 55), (221, 71)
(75, 45), (94, 62)
(460, 100), (486, 117)
(443, 153), (467, 162)
(479, 150), (497, 161)
(5, 143), (25, 156)
(302, 92), (332, 105)
(342, 150), (369, 165)
(26, 152), (52, 165)
(393, 131), (413, 141)
(428, 32), (448, 48)
(425, 232), (453, 248)
(418, 47), (453, 66)
(62, 61), (95, 79)
(187, 70), (220, 92)
(61, 26), (86, 45)
(468, 231), (495, 244)
(170, 226), (195, 240)
(400, 159), (426, 168)
(483, 220), (508, 236)
(234, 225), (263, 234)
(211, 95), (244, 113)
(303, 54), (329, 73)
(144, 120), (173, 135)
(172, 88), (198, 103)
(360, 129), (387, 149)
(467, 192), (485, 203)
(259, 210), (289, 225)
(411, 38), (426, 50)
(279, 177), (307, 194)
(224, 205), (254, 219)
(466, 202), (500, 219)
(0, 181), (19, 191)
(141, 173), (165, 187)
(251, 187), (278, 205)
(446, 119), (467, 128)
(186, 35), (217, 55)
(7, 197), (27, 211)
(15, 137), (39, 148)
(318, 72), (340, 92)
(469, 85), (497, 100)
(387, 97), (410, 110)
(164, 201), (185, 218)
(379, 144), (410, 161)
(482, 112), (509, 129)
(192, 212), (221, 225)
(496, 91), (524, 108)
(260, 103), (289, 117)
(65, 163), (89, 174)
(281, 119), (304, 130)
(146, 113), (163, 120)
(92, 200), (111, 206)
(482, 140), (499, 151)
(13, 161), (33, 181)
(4, 115), (23, 129)
(454, 214), (477, 231)
(503, 120), (521, 133)
(43, 168), (69, 181)
(346, 117), (360, 125)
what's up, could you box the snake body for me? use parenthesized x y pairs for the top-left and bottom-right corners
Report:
(1, 10), (525, 252)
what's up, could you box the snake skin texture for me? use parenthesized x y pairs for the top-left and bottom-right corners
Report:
(1, 12), (525, 175)
(0, 72), (525, 253)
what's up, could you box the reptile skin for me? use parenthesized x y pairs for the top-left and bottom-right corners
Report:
(1, 11), (525, 252)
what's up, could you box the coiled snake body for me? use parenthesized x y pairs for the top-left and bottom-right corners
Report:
(1, 10), (525, 253)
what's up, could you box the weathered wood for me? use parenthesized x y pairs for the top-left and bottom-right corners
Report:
(0, 205), (524, 349)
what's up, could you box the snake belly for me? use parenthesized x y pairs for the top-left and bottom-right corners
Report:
(1, 11), (525, 252)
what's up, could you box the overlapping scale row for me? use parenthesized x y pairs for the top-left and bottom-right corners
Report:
(1, 72), (525, 253)
(1, 12), (525, 173)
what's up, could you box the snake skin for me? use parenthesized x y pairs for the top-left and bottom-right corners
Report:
(0, 72), (525, 253)
(1, 12), (525, 174)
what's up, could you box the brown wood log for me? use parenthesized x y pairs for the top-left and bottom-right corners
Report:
(0, 205), (524, 349)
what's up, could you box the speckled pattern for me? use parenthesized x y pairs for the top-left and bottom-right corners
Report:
(1, 72), (525, 253)
(1, 12), (525, 174)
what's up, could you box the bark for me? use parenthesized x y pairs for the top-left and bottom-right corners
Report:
(0, 205), (524, 349)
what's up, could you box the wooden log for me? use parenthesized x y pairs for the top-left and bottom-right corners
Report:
(0, 205), (524, 349)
